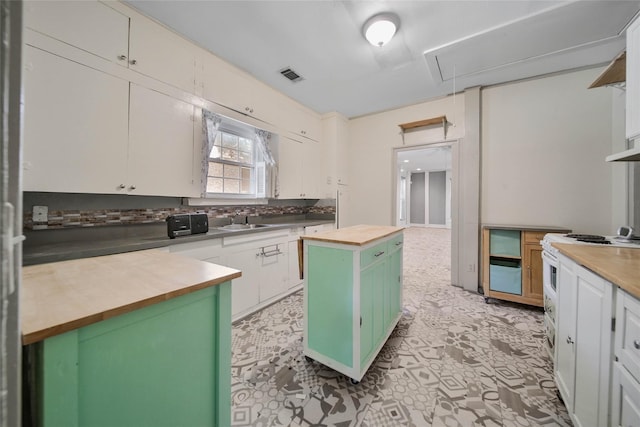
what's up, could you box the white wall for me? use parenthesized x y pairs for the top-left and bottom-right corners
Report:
(481, 68), (621, 235)
(347, 96), (465, 226)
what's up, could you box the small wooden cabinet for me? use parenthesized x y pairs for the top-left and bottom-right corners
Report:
(303, 226), (403, 383)
(481, 225), (568, 307)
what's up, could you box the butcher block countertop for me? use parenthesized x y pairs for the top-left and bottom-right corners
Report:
(21, 249), (241, 345)
(302, 224), (403, 246)
(553, 243), (640, 299)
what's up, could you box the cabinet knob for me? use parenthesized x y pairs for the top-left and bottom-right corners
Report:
(129, 59), (137, 65)
(566, 336), (574, 344)
(129, 185), (136, 190)
(118, 184), (126, 189)
(634, 340), (640, 350)
(117, 55), (127, 61)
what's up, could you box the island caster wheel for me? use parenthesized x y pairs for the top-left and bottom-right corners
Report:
(349, 378), (360, 385)
(484, 297), (490, 304)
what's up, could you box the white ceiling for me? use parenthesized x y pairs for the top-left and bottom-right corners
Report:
(125, 0), (640, 118)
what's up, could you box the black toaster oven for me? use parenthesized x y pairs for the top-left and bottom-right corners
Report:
(166, 213), (209, 239)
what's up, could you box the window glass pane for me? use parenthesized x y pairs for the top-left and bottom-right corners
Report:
(222, 133), (238, 149)
(238, 150), (252, 164)
(224, 179), (240, 193)
(209, 162), (224, 178)
(207, 177), (223, 193)
(221, 147), (238, 162)
(239, 137), (252, 152)
(224, 164), (240, 179)
(240, 167), (252, 193)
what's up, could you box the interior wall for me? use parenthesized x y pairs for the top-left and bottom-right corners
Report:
(347, 96), (465, 227)
(410, 172), (425, 224)
(481, 67), (620, 235)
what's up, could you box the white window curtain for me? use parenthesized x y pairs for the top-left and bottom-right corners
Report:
(255, 129), (275, 166)
(202, 110), (222, 196)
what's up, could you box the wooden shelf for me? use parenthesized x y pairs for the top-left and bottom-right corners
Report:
(399, 115), (448, 131)
(589, 51), (626, 89)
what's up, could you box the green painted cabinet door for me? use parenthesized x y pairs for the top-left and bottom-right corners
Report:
(386, 248), (403, 331)
(360, 259), (386, 366)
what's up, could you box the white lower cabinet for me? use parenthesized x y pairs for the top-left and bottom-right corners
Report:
(169, 227), (326, 320)
(555, 254), (613, 427)
(612, 289), (640, 427)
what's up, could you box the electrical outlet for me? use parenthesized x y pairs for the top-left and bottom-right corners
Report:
(467, 263), (475, 273)
(33, 205), (48, 222)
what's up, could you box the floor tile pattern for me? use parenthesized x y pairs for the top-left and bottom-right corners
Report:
(231, 227), (571, 426)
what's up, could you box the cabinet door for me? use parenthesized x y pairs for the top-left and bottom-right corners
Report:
(627, 17), (640, 141)
(128, 84), (198, 197)
(555, 257), (578, 413)
(201, 54), (252, 115)
(278, 137), (304, 198)
(385, 248), (403, 332)
(522, 243), (543, 301)
(224, 249), (260, 316)
(24, 1), (129, 66)
(572, 266), (613, 427)
(23, 46), (129, 193)
(282, 102), (321, 142)
(129, 14), (197, 93)
(302, 140), (322, 198)
(258, 244), (288, 302)
(288, 240), (303, 289)
(612, 363), (640, 427)
(360, 260), (386, 366)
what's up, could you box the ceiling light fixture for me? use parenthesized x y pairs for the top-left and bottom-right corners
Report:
(363, 12), (399, 47)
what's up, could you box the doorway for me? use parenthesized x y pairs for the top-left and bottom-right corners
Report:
(396, 145), (452, 228)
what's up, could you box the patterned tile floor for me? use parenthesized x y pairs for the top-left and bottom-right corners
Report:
(231, 227), (572, 426)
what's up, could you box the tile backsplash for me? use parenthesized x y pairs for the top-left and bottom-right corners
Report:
(24, 204), (335, 230)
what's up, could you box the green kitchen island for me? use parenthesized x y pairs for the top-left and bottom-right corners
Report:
(302, 225), (404, 383)
(21, 249), (241, 427)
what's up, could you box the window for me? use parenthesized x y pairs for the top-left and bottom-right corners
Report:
(206, 131), (255, 195)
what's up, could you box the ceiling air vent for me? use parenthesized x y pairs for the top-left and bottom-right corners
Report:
(279, 67), (304, 83)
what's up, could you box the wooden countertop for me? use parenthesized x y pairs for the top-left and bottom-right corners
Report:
(553, 243), (640, 299)
(302, 224), (403, 246)
(21, 249), (241, 345)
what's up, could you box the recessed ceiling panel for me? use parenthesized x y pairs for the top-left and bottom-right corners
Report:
(424, 1), (640, 83)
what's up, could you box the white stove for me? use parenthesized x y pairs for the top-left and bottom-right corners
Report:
(541, 233), (640, 255)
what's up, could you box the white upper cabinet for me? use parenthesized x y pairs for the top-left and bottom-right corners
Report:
(24, 1), (130, 66)
(200, 53), (281, 125)
(278, 137), (325, 199)
(628, 16), (640, 142)
(128, 12), (197, 94)
(281, 102), (322, 142)
(25, 1), (197, 94)
(128, 84), (199, 197)
(23, 45), (130, 194)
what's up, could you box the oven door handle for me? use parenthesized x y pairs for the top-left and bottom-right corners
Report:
(542, 250), (558, 266)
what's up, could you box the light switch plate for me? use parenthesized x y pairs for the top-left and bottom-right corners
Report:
(33, 205), (48, 222)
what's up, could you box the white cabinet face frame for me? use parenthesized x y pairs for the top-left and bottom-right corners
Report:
(616, 289), (640, 384)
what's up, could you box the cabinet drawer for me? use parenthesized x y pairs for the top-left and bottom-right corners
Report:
(617, 289), (640, 382)
(360, 241), (387, 269)
(387, 234), (404, 252)
(524, 231), (546, 244)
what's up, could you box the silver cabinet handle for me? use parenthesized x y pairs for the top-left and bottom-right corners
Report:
(258, 246), (281, 258)
(129, 59), (137, 65)
(395, 241), (403, 247)
(567, 336), (574, 344)
(117, 55), (127, 61)
(634, 340), (640, 350)
(374, 251), (385, 257)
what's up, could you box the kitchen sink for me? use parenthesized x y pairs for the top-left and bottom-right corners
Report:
(216, 224), (275, 231)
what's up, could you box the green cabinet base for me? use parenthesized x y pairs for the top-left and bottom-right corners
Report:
(25, 282), (232, 427)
